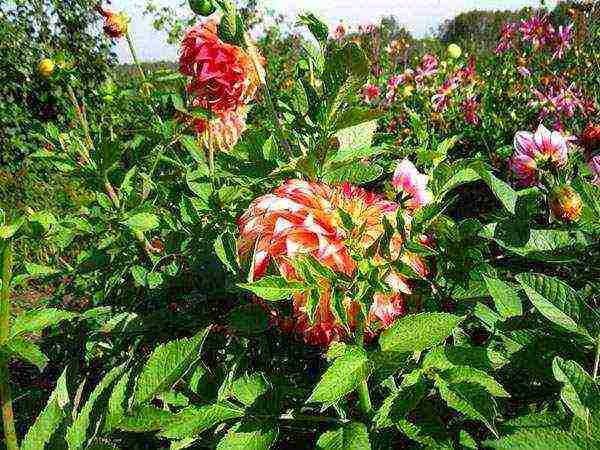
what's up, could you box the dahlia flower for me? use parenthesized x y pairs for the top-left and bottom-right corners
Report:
(238, 180), (428, 346)
(392, 159), (433, 210)
(38, 58), (55, 78)
(588, 155), (600, 186)
(462, 95), (480, 126)
(549, 185), (582, 222)
(495, 23), (516, 54)
(96, 5), (128, 39)
(552, 24), (573, 60)
(581, 123), (600, 153)
(361, 84), (381, 104)
(510, 124), (568, 186)
(520, 14), (554, 49)
(179, 20), (260, 114)
(415, 54), (438, 85)
(194, 108), (247, 152)
(334, 23), (346, 40)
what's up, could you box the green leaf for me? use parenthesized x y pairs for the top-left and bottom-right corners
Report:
(160, 402), (245, 439)
(0, 216), (25, 239)
(66, 364), (127, 449)
(322, 161), (383, 185)
(459, 430), (478, 449)
(231, 372), (270, 407)
(552, 357), (598, 422)
(297, 12), (329, 43)
(104, 369), (133, 432)
(118, 407), (175, 432)
(516, 273), (592, 340)
(124, 213), (160, 232)
(316, 422), (371, 450)
(483, 428), (586, 449)
(214, 232), (239, 274)
(434, 375), (499, 438)
(24, 263), (59, 277)
(216, 420), (278, 450)
(131, 265), (148, 287)
(483, 276), (523, 319)
(473, 162), (518, 214)
(438, 366), (510, 398)
(4, 338), (48, 371)
(134, 327), (211, 406)
(374, 380), (427, 429)
(379, 313), (463, 353)
(238, 276), (306, 301)
(308, 346), (372, 405)
(228, 304), (270, 335)
(22, 367), (70, 450)
(11, 308), (77, 338)
(333, 108), (385, 133)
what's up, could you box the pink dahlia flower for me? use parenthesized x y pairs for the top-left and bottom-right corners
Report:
(194, 107), (247, 152)
(238, 179), (428, 346)
(361, 84), (381, 104)
(510, 124), (569, 186)
(179, 20), (259, 114)
(588, 155), (600, 186)
(392, 159), (433, 210)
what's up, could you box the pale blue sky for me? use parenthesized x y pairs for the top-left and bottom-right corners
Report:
(111, 0), (553, 63)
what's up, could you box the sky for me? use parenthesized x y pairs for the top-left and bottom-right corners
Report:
(110, 0), (554, 63)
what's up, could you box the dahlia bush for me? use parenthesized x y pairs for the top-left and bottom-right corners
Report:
(3, 2), (600, 450)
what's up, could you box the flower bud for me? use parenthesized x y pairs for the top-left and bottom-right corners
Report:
(549, 185), (582, 222)
(447, 43), (462, 59)
(38, 58), (55, 78)
(582, 122), (600, 153)
(189, 0), (216, 16)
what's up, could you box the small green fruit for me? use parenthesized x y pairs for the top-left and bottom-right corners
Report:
(189, 0), (216, 16)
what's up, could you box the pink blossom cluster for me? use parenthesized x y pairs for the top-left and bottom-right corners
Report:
(531, 80), (596, 126)
(496, 14), (573, 61)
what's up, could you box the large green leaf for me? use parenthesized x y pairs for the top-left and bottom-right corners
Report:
(66, 364), (127, 449)
(22, 367), (70, 450)
(379, 313), (463, 353)
(316, 422), (371, 450)
(438, 366), (510, 398)
(374, 379), (427, 429)
(552, 357), (599, 423)
(216, 420), (278, 450)
(434, 375), (499, 438)
(322, 161), (384, 185)
(516, 273), (592, 341)
(214, 232), (239, 274)
(308, 346), (372, 405)
(134, 327), (211, 406)
(238, 276), (306, 301)
(483, 276), (523, 319)
(124, 212), (160, 232)
(483, 428), (586, 449)
(4, 338), (48, 371)
(104, 369), (133, 432)
(160, 402), (245, 439)
(11, 308), (77, 338)
(118, 407), (175, 432)
(231, 372), (270, 407)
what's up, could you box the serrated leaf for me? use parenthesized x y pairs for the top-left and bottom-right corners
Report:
(333, 108), (385, 133)
(134, 327), (211, 406)
(104, 369), (133, 432)
(483, 276), (523, 319)
(124, 213), (159, 232)
(308, 346), (371, 405)
(379, 313), (463, 353)
(4, 338), (48, 371)
(434, 375), (499, 438)
(231, 372), (270, 407)
(11, 308), (77, 338)
(66, 364), (127, 449)
(322, 161), (383, 184)
(374, 380), (427, 429)
(516, 273), (592, 340)
(238, 276), (306, 301)
(439, 366), (510, 398)
(160, 402), (244, 439)
(216, 420), (278, 450)
(483, 428), (586, 449)
(118, 407), (175, 432)
(22, 368), (70, 450)
(552, 357), (598, 422)
(316, 422), (371, 450)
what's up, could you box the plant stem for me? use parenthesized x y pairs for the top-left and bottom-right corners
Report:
(126, 31), (146, 81)
(593, 335), (600, 381)
(354, 318), (373, 418)
(0, 242), (18, 450)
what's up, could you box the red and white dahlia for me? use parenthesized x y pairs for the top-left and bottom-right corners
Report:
(392, 159), (433, 210)
(238, 180), (429, 346)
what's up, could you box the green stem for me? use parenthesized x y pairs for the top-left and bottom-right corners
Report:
(593, 335), (600, 381)
(354, 318), (373, 418)
(0, 242), (18, 450)
(126, 31), (146, 81)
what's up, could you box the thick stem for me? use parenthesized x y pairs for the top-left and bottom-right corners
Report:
(0, 242), (18, 450)
(593, 335), (600, 381)
(126, 31), (146, 81)
(357, 380), (373, 417)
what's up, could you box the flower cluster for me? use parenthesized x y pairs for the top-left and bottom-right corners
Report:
(238, 175), (431, 346)
(179, 19), (263, 150)
(582, 123), (600, 185)
(531, 79), (595, 126)
(497, 13), (573, 60)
